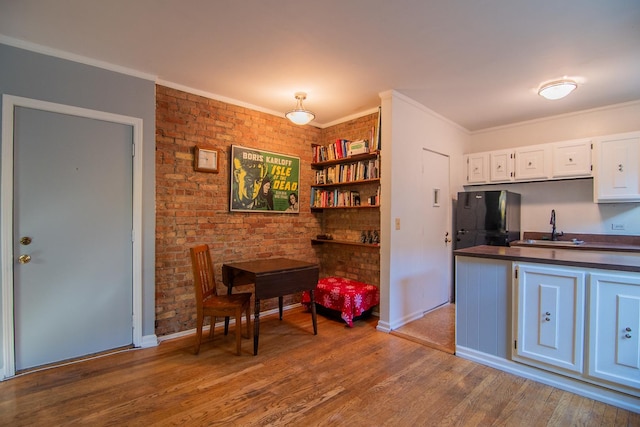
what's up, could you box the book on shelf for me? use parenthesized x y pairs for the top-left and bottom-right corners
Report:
(327, 166), (336, 184)
(351, 191), (361, 206)
(374, 106), (382, 151)
(347, 140), (368, 156)
(366, 186), (381, 206)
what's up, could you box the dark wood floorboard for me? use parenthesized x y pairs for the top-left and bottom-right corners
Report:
(0, 306), (637, 426)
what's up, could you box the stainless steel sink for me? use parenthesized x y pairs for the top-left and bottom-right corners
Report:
(516, 239), (585, 247)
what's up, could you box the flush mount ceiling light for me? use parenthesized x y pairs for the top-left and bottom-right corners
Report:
(285, 92), (315, 125)
(538, 79), (578, 100)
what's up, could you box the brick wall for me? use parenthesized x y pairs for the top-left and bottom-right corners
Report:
(155, 85), (379, 336)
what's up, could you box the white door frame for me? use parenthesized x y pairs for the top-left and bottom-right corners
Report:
(1, 95), (143, 378)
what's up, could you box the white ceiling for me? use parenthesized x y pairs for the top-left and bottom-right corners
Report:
(1, 0), (640, 131)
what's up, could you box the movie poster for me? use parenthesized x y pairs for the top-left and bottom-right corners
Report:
(230, 145), (300, 213)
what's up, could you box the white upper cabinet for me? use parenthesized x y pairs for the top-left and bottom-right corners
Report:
(490, 150), (514, 183)
(514, 145), (551, 181)
(465, 153), (489, 184)
(552, 139), (592, 178)
(593, 131), (640, 203)
(463, 131), (637, 190)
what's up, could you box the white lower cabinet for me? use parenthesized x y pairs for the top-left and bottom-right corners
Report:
(512, 262), (640, 397)
(588, 272), (640, 390)
(513, 263), (585, 374)
(457, 257), (640, 409)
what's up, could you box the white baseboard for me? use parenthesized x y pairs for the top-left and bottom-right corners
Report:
(157, 303), (303, 343)
(140, 334), (158, 348)
(376, 321), (391, 333)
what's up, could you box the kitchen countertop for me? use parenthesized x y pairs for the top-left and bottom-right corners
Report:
(510, 240), (640, 252)
(510, 232), (640, 253)
(454, 245), (640, 273)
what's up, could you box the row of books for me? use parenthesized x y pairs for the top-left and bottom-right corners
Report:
(314, 158), (380, 185)
(311, 189), (362, 208)
(311, 186), (380, 208)
(312, 139), (372, 163)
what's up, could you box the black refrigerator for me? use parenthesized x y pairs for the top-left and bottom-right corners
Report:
(454, 190), (521, 249)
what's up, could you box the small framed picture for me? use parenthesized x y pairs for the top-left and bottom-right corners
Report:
(194, 146), (219, 173)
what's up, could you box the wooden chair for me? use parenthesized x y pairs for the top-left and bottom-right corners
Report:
(190, 244), (251, 355)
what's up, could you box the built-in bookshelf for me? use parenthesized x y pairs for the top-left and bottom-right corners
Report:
(310, 139), (380, 249)
(311, 111), (381, 285)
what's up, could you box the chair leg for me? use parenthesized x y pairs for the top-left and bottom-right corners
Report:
(235, 308), (242, 356)
(209, 316), (216, 338)
(194, 313), (204, 355)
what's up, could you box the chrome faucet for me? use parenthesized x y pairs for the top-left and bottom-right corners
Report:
(550, 209), (564, 241)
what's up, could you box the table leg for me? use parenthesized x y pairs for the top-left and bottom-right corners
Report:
(310, 289), (317, 335)
(278, 296), (283, 320)
(225, 277), (233, 335)
(253, 298), (260, 355)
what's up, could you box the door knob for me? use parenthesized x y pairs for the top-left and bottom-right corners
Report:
(18, 254), (31, 264)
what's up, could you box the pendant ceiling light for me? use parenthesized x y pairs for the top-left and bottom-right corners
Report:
(285, 92), (315, 125)
(538, 79), (578, 100)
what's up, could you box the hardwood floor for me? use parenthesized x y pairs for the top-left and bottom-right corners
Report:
(391, 303), (456, 354)
(0, 306), (637, 426)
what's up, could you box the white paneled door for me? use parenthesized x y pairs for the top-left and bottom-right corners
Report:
(420, 149), (451, 312)
(12, 106), (134, 371)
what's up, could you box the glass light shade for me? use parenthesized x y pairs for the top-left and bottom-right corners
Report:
(286, 92), (315, 125)
(538, 80), (577, 100)
(286, 109), (315, 125)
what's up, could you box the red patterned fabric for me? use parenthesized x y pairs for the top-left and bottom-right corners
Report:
(302, 277), (380, 327)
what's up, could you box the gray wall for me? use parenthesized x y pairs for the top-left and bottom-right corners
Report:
(0, 44), (156, 337)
